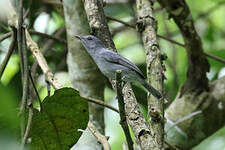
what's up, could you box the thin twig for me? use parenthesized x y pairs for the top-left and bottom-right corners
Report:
(17, 0), (25, 141)
(29, 69), (42, 111)
(0, 28), (17, 79)
(158, 34), (225, 64)
(159, 35), (225, 64)
(1, 29), (67, 45)
(19, 27), (29, 114)
(106, 15), (186, 49)
(29, 29), (67, 44)
(204, 53), (225, 64)
(106, 16), (135, 28)
(105, 15), (186, 47)
(111, 25), (128, 37)
(106, 15), (225, 65)
(17, 1), (25, 76)
(157, 34), (185, 47)
(21, 99), (33, 147)
(31, 27), (66, 83)
(168, 110), (202, 131)
(46, 80), (51, 96)
(20, 27), (29, 148)
(23, 7), (30, 20)
(25, 29), (62, 89)
(81, 95), (119, 113)
(116, 70), (134, 150)
(165, 141), (180, 150)
(17, 0), (29, 149)
(88, 121), (111, 150)
(42, 27), (66, 52)
(0, 29), (67, 44)
(0, 32), (12, 43)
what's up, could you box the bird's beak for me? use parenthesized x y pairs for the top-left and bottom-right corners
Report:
(74, 35), (82, 40)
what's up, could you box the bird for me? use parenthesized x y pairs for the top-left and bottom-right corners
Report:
(74, 35), (162, 99)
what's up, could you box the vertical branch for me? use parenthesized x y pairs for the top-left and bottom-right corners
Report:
(136, 0), (164, 149)
(0, 28), (17, 79)
(21, 98), (33, 147)
(115, 70), (134, 150)
(19, 28), (29, 114)
(17, 0), (29, 142)
(17, 0), (24, 75)
(21, 71), (37, 149)
(20, 27), (29, 142)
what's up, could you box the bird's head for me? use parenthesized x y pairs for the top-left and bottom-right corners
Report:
(74, 35), (104, 51)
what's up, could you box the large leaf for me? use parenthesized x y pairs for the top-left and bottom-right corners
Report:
(28, 88), (89, 150)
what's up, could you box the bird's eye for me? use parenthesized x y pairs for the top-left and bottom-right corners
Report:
(87, 37), (92, 40)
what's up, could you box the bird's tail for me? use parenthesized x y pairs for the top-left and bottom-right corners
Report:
(141, 80), (162, 99)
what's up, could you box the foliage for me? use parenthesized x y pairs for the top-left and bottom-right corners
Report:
(27, 88), (89, 150)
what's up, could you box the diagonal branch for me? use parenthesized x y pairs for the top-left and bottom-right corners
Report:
(29, 69), (43, 111)
(82, 96), (119, 113)
(25, 29), (62, 89)
(31, 27), (66, 82)
(88, 121), (111, 150)
(106, 16), (135, 28)
(29, 29), (67, 44)
(0, 28), (17, 79)
(0, 32), (11, 43)
(1, 29), (66, 44)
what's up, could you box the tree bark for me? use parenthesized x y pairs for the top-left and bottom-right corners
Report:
(63, 0), (106, 149)
(136, 0), (164, 149)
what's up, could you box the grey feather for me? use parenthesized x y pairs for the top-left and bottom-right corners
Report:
(74, 35), (162, 99)
(99, 49), (146, 79)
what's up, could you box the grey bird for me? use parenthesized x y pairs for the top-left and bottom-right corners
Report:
(75, 35), (162, 99)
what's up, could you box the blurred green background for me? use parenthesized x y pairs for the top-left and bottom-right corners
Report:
(0, 0), (225, 149)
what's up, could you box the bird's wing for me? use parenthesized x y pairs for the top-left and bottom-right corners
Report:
(99, 49), (145, 79)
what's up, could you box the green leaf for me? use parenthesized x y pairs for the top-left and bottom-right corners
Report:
(28, 87), (89, 150)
